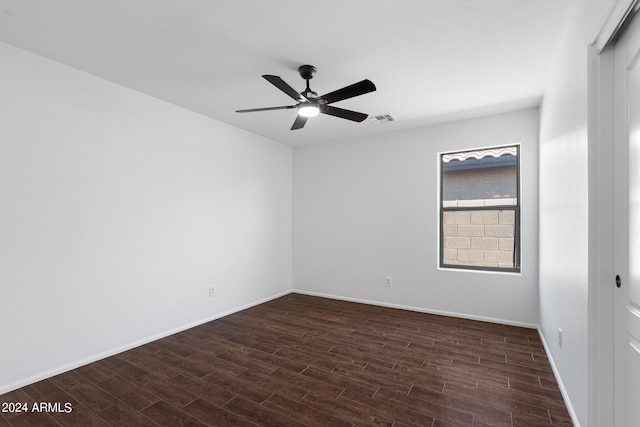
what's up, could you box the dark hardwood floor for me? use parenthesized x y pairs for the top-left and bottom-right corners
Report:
(1, 293), (572, 426)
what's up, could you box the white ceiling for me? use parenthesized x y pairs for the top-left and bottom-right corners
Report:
(0, 0), (577, 147)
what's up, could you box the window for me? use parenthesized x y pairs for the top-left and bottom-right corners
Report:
(440, 145), (520, 272)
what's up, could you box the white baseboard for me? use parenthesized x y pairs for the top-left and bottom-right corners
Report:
(292, 289), (538, 329)
(0, 289), (292, 395)
(537, 327), (580, 427)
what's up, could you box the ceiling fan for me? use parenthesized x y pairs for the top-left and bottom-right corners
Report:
(236, 65), (376, 130)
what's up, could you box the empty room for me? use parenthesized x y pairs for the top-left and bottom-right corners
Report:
(1, 1), (639, 426)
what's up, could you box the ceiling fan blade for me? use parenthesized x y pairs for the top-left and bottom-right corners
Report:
(263, 75), (308, 102)
(321, 105), (368, 122)
(236, 105), (296, 113)
(290, 115), (308, 130)
(320, 79), (376, 105)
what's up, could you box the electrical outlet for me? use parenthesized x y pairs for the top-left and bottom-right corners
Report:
(558, 328), (563, 349)
(385, 276), (392, 287)
(209, 286), (215, 297)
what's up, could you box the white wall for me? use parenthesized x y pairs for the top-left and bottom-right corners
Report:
(293, 108), (539, 325)
(538, 0), (612, 425)
(0, 42), (292, 393)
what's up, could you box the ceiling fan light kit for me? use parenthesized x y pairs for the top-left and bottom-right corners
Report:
(298, 104), (320, 117)
(236, 65), (376, 130)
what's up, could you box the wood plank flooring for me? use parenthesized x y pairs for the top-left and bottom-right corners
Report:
(0, 293), (573, 426)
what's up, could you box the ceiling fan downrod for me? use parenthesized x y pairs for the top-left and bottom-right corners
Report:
(298, 65), (317, 99)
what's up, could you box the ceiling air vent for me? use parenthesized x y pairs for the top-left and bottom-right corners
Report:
(370, 113), (397, 124)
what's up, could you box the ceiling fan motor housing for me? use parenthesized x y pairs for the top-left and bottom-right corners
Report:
(302, 90), (318, 99)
